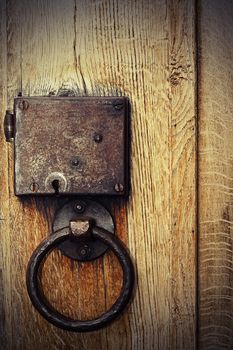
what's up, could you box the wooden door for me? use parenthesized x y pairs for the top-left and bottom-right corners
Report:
(0, 1), (232, 349)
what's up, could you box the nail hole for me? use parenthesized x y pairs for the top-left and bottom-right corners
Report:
(52, 179), (60, 194)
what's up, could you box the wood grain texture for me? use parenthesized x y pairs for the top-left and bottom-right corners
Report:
(0, 0), (196, 349)
(198, 1), (233, 349)
(0, 0), (11, 345)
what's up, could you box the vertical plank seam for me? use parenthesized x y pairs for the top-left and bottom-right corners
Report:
(6, 1), (13, 347)
(195, 1), (200, 350)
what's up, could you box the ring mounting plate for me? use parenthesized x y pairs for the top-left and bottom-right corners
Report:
(53, 199), (114, 261)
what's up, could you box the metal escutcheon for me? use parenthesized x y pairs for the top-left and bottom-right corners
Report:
(53, 199), (115, 261)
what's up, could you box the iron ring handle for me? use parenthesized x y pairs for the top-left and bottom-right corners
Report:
(26, 225), (135, 332)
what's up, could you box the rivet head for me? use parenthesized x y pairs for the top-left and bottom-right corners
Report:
(78, 244), (91, 258)
(93, 133), (103, 143)
(113, 99), (124, 110)
(74, 201), (86, 213)
(71, 157), (80, 167)
(18, 100), (29, 110)
(114, 183), (124, 193)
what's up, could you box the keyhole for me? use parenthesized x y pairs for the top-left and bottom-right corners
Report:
(51, 179), (60, 194)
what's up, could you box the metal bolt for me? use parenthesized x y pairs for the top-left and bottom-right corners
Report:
(18, 100), (29, 110)
(75, 201), (86, 213)
(78, 244), (91, 258)
(113, 100), (124, 111)
(71, 157), (80, 167)
(114, 183), (124, 193)
(80, 248), (87, 255)
(93, 133), (103, 143)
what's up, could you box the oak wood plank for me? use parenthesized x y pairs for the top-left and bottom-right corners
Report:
(0, 1), (196, 349)
(0, 0), (11, 348)
(198, 1), (233, 349)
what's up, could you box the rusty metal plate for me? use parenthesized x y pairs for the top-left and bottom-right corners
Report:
(14, 96), (129, 196)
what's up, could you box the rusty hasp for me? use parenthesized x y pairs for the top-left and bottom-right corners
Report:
(10, 96), (129, 196)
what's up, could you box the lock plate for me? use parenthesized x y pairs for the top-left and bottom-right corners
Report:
(14, 96), (129, 196)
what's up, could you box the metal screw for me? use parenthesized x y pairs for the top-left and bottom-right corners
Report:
(30, 182), (39, 192)
(93, 133), (103, 143)
(114, 183), (124, 193)
(75, 201), (86, 213)
(78, 244), (91, 258)
(18, 100), (29, 110)
(80, 248), (87, 255)
(71, 157), (80, 167)
(113, 100), (124, 111)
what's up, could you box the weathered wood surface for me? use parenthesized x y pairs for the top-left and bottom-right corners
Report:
(0, 0), (196, 349)
(198, 1), (233, 349)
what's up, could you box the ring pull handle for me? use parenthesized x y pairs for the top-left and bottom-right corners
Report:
(26, 219), (135, 332)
